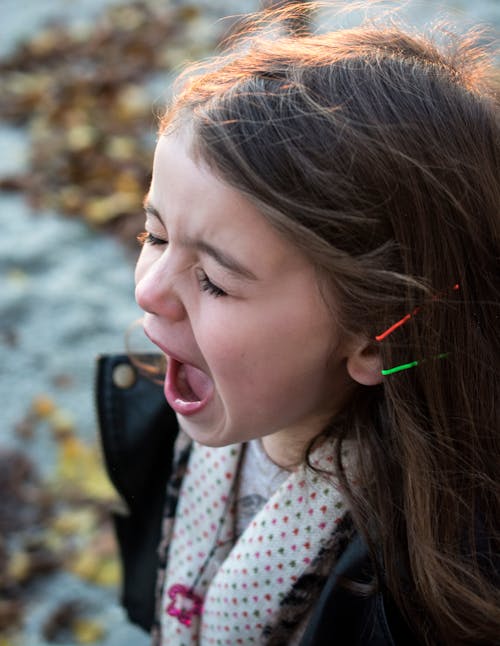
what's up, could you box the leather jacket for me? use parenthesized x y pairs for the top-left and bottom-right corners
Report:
(96, 354), (421, 645)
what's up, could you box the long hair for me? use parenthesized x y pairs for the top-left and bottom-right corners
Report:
(159, 5), (500, 644)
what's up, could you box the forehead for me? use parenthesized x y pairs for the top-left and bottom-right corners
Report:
(150, 133), (310, 274)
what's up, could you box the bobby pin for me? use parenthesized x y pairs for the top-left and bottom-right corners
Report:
(375, 284), (459, 342)
(381, 353), (449, 376)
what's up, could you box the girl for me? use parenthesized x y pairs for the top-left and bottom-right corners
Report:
(97, 5), (500, 645)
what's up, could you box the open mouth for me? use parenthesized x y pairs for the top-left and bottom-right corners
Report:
(164, 358), (214, 416)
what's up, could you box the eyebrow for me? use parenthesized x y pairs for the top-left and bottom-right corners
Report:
(144, 201), (258, 281)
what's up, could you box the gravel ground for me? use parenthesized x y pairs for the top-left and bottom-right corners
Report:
(0, 2), (498, 645)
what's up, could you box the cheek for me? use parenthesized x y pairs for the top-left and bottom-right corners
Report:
(199, 312), (318, 390)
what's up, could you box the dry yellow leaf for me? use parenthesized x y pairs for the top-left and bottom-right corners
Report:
(106, 136), (136, 161)
(84, 192), (139, 225)
(31, 394), (56, 418)
(92, 558), (121, 587)
(82, 466), (118, 503)
(72, 617), (105, 644)
(158, 45), (190, 70)
(51, 509), (97, 537)
(59, 186), (84, 213)
(6, 551), (30, 583)
(67, 549), (100, 581)
(28, 28), (64, 56)
(49, 409), (76, 435)
(66, 125), (98, 151)
(114, 169), (141, 194)
(42, 529), (66, 554)
(115, 84), (149, 119)
(50, 428), (119, 504)
(67, 548), (120, 588)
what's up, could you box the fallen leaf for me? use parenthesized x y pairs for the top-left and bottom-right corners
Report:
(31, 394), (56, 419)
(42, 600), (80, 642)
(48, 408), (76, 436)
(5, 552), (30, 584)
(51, 433), (118, 504)
(51, 508), (97, 537)
(0, 599), (23, 631)
(73, 617), (105, 644)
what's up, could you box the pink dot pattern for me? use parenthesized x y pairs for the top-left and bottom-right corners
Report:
(161, 442), (346, 646)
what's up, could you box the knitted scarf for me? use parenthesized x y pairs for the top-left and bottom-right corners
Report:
(153, 435), (354, 646)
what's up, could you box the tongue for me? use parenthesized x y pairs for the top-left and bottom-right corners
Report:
(177, 364), (213, 402)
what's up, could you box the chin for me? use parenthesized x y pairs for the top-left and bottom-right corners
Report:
(176, 416), (233, 448)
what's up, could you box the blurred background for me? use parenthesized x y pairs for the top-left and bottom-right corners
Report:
(0, 1), (498, 645)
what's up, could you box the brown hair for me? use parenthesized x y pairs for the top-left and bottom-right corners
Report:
(159, 5), (500, 644)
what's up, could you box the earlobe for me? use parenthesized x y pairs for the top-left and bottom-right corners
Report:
(346, 342), (384, 386)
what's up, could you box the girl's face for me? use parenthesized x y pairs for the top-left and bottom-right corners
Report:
(135, 132), (355, 449)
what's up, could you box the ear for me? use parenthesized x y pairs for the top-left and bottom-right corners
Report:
(346, 340), (383, 386)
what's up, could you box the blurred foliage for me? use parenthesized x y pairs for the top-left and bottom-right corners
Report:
(0, 0), (226, 246)
(1, 395), (122, 643)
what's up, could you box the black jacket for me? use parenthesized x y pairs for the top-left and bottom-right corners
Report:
(96, 354), (421, 645)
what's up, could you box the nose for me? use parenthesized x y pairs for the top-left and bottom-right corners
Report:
(135, 254), (186, 323)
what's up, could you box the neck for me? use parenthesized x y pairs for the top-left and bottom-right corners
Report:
(261, 421), (327, 470)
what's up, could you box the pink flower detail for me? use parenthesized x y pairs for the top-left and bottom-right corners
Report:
(166, 584), (203, 627)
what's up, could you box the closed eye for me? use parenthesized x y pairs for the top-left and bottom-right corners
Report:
(137, 231), (167, 246)
(198, 270), (227, 297)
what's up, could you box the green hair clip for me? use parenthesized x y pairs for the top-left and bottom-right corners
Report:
(381, 353), (449, 376)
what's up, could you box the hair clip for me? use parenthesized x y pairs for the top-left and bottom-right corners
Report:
(381, 353), (449, 376)
(375, 284), (459, 342)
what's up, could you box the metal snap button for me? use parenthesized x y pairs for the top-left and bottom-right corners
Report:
(112, 362), (136, 389)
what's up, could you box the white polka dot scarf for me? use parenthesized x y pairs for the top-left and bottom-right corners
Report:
(161, 441), (348, 645)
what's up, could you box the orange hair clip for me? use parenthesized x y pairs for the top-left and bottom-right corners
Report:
(375, 284), (459, 342)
